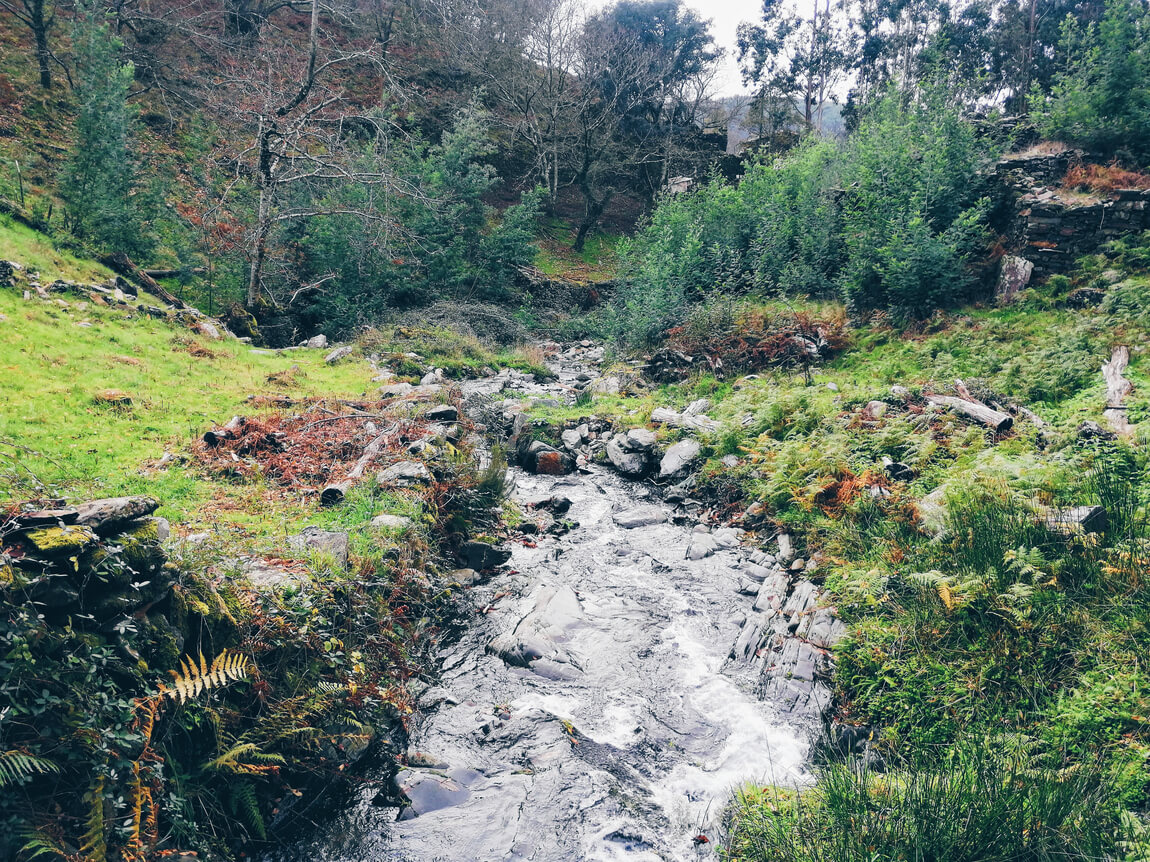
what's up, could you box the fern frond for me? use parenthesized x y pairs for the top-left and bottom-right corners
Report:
(204, 742), (285, 775)
(161, 650), (253, 704)
(228, 780), (267, 840)
(0, 750), (59, 787)
(17, 832), (69, 862)
(79, 776), (106, 862)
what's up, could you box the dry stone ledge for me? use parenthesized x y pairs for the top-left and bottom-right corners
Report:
(75, 496), (160, 534)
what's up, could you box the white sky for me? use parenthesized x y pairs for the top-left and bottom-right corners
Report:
(586, 0), (763, 96)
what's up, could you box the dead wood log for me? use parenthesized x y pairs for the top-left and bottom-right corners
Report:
(321, 423), (399, 507)
(925, 394), (1013, 432)
(203, 415), (246, 446)
(1102, 346), (1133, 435)
(1011, 404), (1047, 428)
(75, 496), (160, 534)
(99, 252), (186, 309)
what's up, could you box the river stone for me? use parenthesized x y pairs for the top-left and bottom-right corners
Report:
(687, 533), (719, 560)
(606, 435), (648, 476)
(396, 771), (471, 819)
(561, 428), (583, 450)
(461, 540), (511, 570)
(289, 527), (349, 569)
(613, 506), (668, 529)
(659, 438), (700, 479)
(626, 428), (657, 449)
(371, 514), (413, 530)
(425, 404), (459, 422)
(378, 461), (432, 487)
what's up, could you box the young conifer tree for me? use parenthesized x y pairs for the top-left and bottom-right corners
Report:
(60, 0), (146, 255)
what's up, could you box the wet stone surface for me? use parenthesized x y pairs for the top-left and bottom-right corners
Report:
(268, 344), (840, 862)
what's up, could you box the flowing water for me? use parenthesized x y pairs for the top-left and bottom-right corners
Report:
(271, 351), (825, 862)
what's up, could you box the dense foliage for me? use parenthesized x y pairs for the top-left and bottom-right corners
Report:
(610, 89), (991, 346)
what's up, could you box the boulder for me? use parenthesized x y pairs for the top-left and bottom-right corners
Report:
(425, 404), (459, 422)
(306, 334), (328, 349)
(75, 496), (160, 534)
(378, 461), (433, 487)
(995, 255), (1034, 304)
(520, 440), (574, 475)
(380, 382), (415, 398)
(659, 438), (700, 479)
(325, 345), (354, 364)
(461, 540), (511, 570)
(560, 428), (583, 451)
(605, 433), (651, 476)
(288, 527), (349, 570)
(196, 320), (222, 340)
(613, 506), (668, 529)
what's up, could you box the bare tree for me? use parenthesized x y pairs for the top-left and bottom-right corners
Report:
(1, 0), (61, 88)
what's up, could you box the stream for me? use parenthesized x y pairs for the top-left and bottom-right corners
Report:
(270, 346), (839, 862)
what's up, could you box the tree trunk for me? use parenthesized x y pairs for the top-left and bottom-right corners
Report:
(247, 172), (272, 308)
(573, 181), (610, 252)
(321, 423), (397, 506)
(32, 16), (52, 89)
(100, 252), (187, 308)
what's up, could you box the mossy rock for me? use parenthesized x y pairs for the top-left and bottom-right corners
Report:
(170, 569), (240, 645)
(111, 518), (166, 573)
(23, 525), (98, 558)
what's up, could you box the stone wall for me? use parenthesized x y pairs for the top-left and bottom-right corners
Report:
(991, 151), (1150, 280)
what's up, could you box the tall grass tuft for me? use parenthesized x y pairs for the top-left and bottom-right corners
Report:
(724, 740), (1122, 862)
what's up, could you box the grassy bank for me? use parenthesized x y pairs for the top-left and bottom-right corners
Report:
(521, 242), (1150, 858)
(0, 221), (535, 860)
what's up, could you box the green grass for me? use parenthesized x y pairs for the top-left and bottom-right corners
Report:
(0, 214), (113, 283)
(0, 276), (375, 535)
(533, 219), (621, 282)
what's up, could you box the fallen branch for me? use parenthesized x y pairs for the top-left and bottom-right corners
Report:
(925, 394), (1013, 432)
(1102, 346), (1133, 435)
(321, 423), (399, 507)
(100, 251), (186, 309)
(203, 415), (246, 446)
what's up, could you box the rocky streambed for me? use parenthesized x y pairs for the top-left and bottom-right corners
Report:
(269, 343), (844, 862)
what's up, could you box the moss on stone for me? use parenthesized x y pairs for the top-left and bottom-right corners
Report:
(23, 525), (98, 557)
(112, 519), (164, 573)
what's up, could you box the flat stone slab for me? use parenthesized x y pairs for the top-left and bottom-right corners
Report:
(613, 506), (668, 529)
